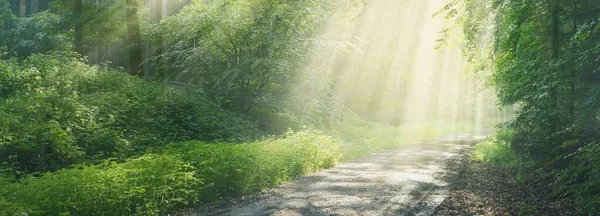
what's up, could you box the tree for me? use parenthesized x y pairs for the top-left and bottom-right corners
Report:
(18, 0), (25, 17)
(74, 0), (83, 55)
(153, 0), (336, 115)
(126, 0), (143, 76)
(440, 0), (600, 212)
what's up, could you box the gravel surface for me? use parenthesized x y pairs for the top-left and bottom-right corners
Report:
(178, 131), (490, 216)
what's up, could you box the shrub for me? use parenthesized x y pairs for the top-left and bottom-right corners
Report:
(559, 143), (600, 214)
(0, 95), (85, 173)
(2, 154), (201, 216)
(1, 130), (341, 214)
(1, 11), (72, 58)
(0, 59), (43, 99)
(472, 128), (521, 167)
(163, 130), (342, 201)
(0, 54), (259, 173)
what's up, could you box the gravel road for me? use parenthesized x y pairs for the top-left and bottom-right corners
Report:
(184, 131), (490, 216)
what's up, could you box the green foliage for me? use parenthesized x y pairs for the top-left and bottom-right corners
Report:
(0, 53), (258, 174)
(0, 58), (42, 98)
(1, 154), (200, 216)
(163, 130), (341, 201)
(442, 0), (600, 158)
(559, 143), (600, 214)
(0, 129), (343, 214)
(441, 0), (600, 212)
(0, 91), (111, 172)
(0, 0), (14, 29)
(152, 0), (335, 114)
(472, 129), (522, 167)
(472, 128), (536, 185)
(333, 119), (401, 159)
(518, 204), (538, 216)
(333, 119), (485, 160)
(1, 11), (72, 58)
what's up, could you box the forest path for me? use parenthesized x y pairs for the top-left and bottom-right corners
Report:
(186, 130), (490, 216)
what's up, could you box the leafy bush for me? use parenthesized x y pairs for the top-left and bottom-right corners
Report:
(163, 130), (342, 201)
(1, 11), (72, 58)
(472, 128), (522, 167)
(559, 143), (600, 214)
(1, 154), (200, 216)
(0, 53), (259, 173)
(0, 59), (43, 99)
(0, 130), (342, 214)
(0, 95), (86, 173)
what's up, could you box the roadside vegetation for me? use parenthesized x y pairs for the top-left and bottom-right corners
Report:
(441, 0), (600, 213)
(0, 53), (488, 215)
(436, 128), (578, 215)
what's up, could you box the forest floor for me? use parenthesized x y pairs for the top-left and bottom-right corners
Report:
(177, 130), (577, 216)
(433, 149), (578, 216)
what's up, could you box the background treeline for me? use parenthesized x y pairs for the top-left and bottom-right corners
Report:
(443, 0), (600, 213)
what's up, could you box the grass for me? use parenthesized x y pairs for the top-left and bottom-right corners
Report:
(471, 128), (536, 185)
(335, 118), (502, 161)
(472, 128), (521, 167)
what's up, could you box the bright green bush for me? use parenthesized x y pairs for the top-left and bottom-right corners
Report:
(0, 130), (341, 214)
(0, 53), (259, 174)
(0, 95), (86, 173)
(2, 154), (200, 216)
(0, 59), (43, 99)
(164, 130), (342, 201)
(472, 128), (522, 167)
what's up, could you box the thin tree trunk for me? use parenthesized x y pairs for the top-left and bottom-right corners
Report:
(126, 0), (143, 76)
(19, 0), (26, 17)
(30, 0), (38, 14)
(74, 0), (83, 55)
(550, 3), (561, 136)
(153, 0), (163, 78)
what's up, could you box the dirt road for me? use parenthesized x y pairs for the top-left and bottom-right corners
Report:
(185, 132), (489, 216)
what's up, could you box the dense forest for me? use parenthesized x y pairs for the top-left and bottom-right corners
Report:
(1, 0), (597, 215)
(441, 0), (600, 214)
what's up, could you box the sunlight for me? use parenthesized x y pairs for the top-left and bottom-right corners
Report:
(295, 0), (503, 137)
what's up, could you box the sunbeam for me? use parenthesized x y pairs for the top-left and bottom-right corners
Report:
(294, 0), (504, 137)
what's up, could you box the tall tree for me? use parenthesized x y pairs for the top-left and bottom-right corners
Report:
(74, 0), (83, 55)
(19, 0), (25, 16)
(126, 0), (143, 76)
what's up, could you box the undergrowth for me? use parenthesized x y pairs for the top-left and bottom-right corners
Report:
(472, 128), (534, 184)
(0, 53), (500, 215)
(0, 130), (341, 215)
(473, 129), (521, 167)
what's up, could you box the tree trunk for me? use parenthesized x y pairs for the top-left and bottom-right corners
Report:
(550, 3), (561, 138)
(126, 0), (143, 76)
(153, 0), (163, 78)
(30, 0), (38, 14)
(74, 0), (83, 55)
(19, 0), (26, 17)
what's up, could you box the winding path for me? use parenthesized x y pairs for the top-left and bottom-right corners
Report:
(185, 131), (489, 216)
